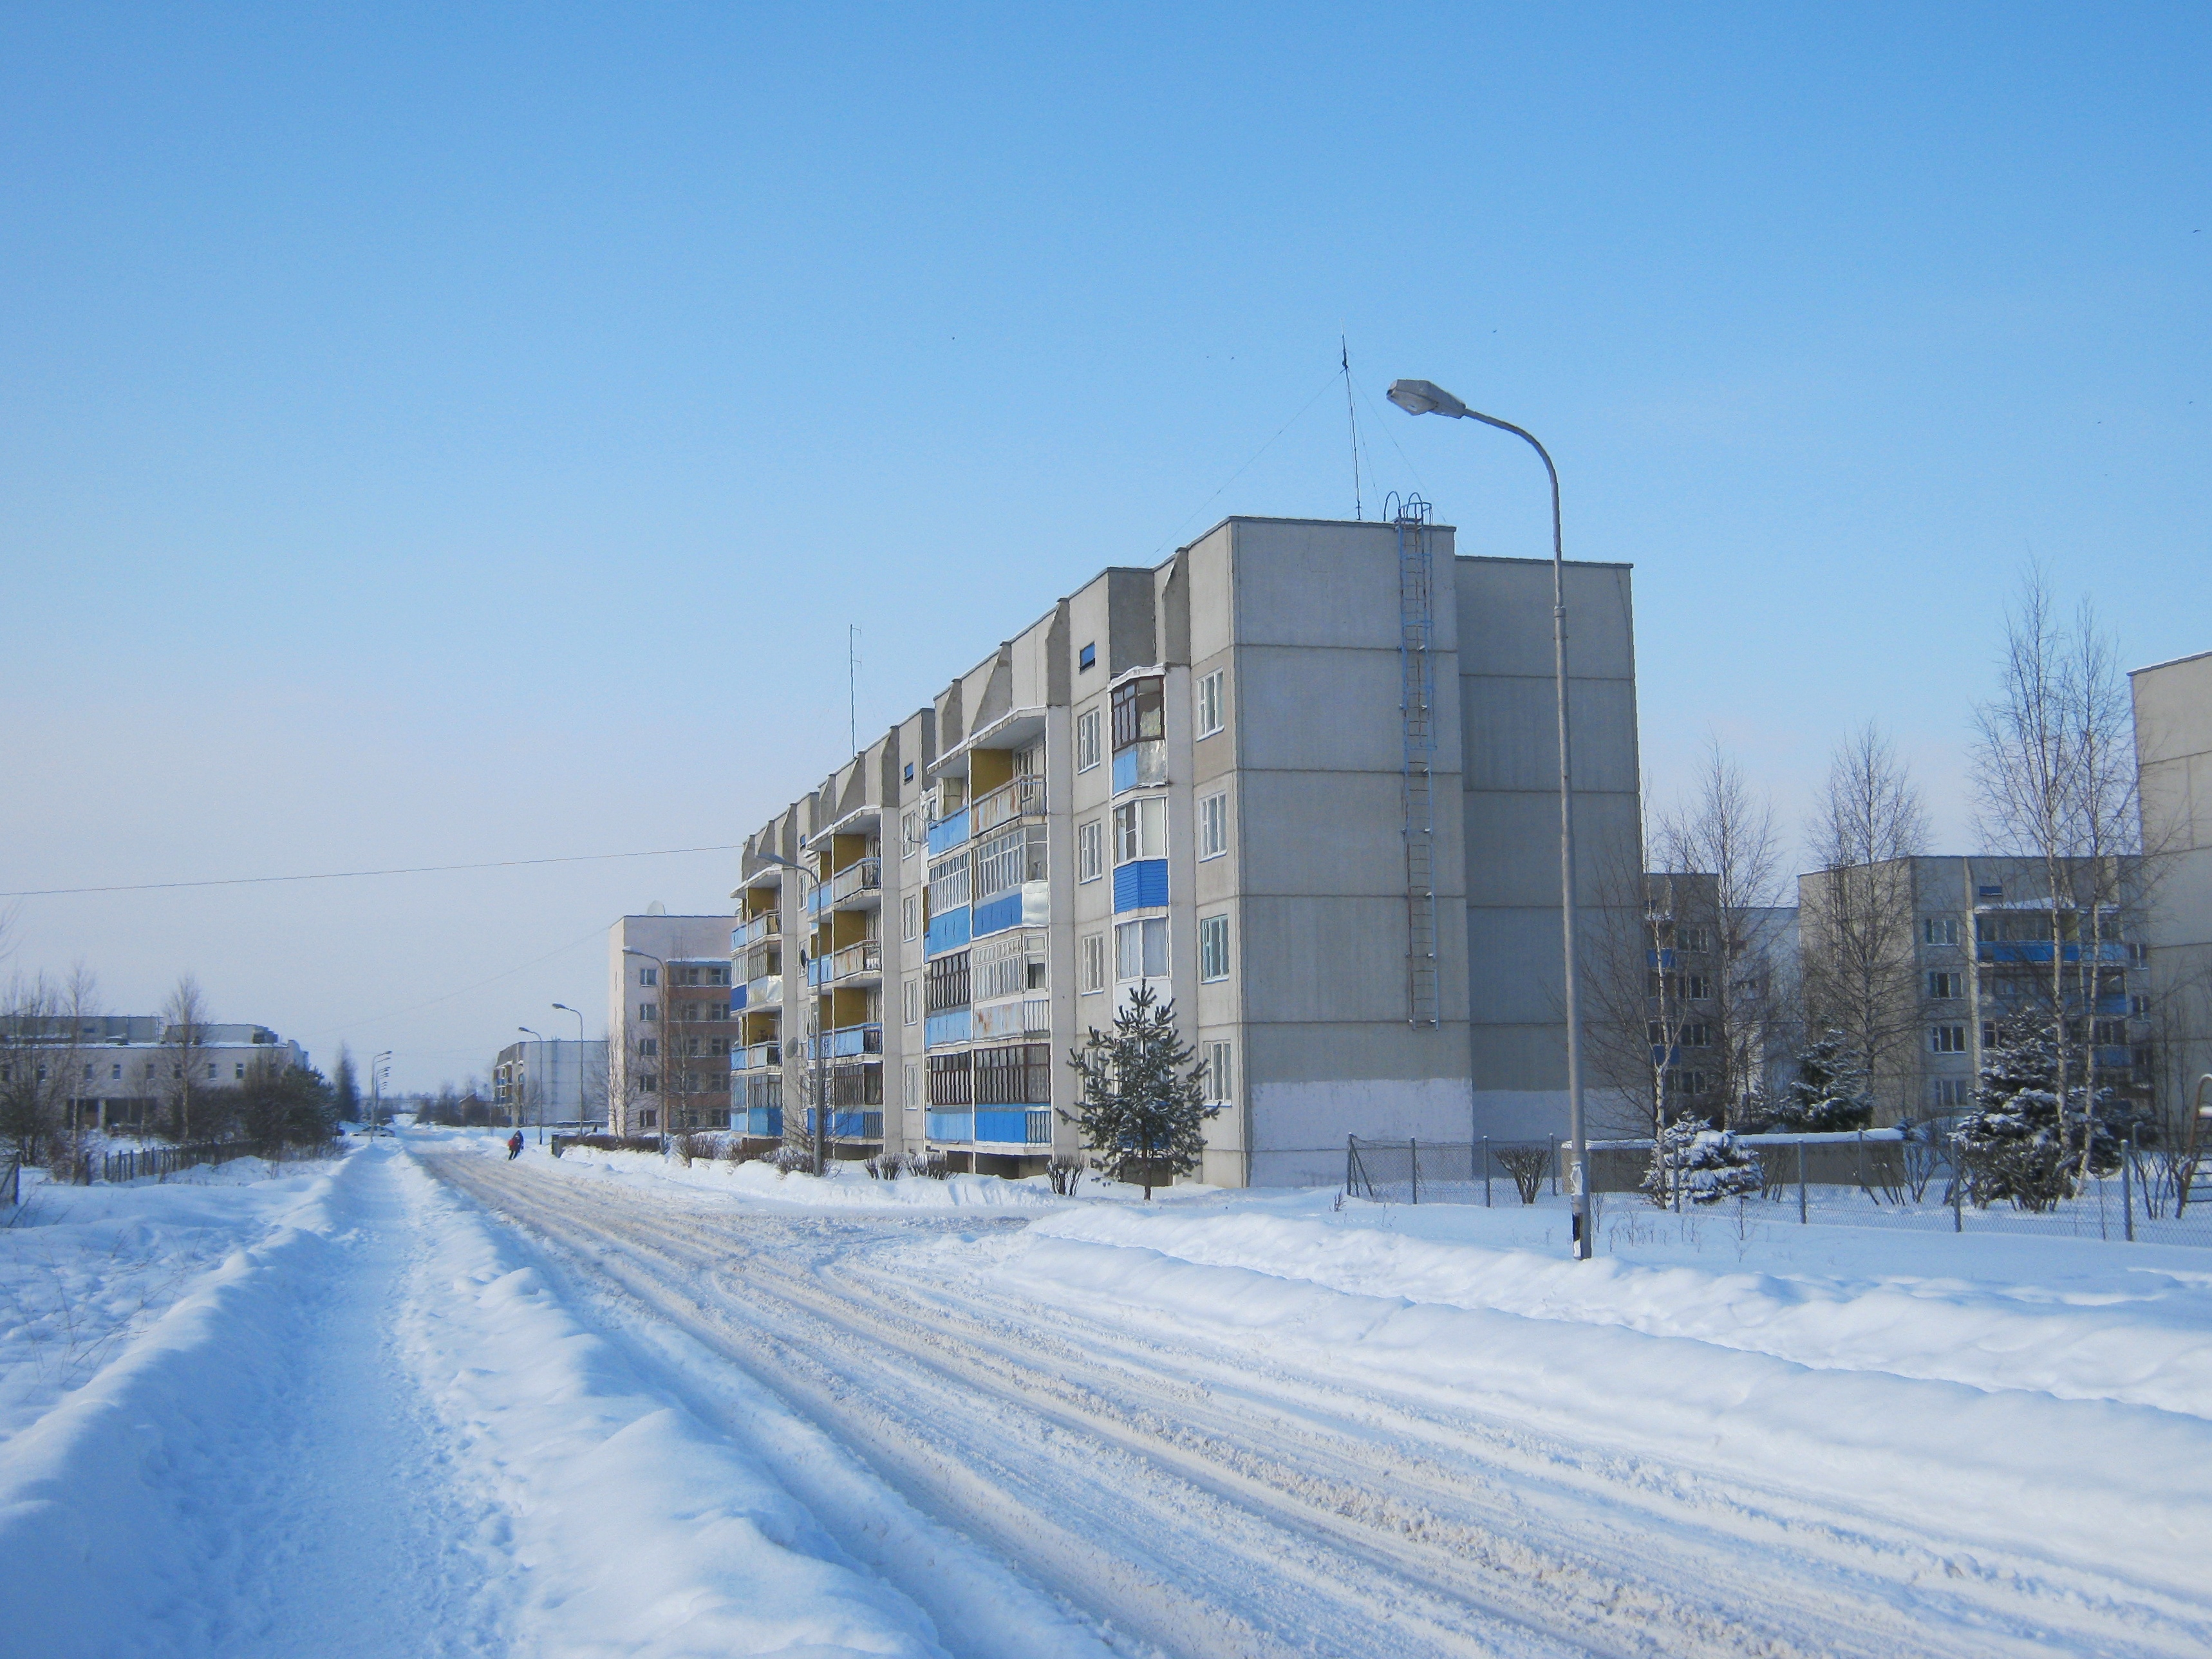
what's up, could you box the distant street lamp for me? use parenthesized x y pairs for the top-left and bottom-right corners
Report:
(370, 1049), (393, 1136)
(1388, 378), (1593, 1261)
(552, 1002), (587, 1141)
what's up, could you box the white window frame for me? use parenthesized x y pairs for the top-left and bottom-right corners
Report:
(1205, 1039), (1233, 1105)
(1930, 1024), (1967, 1054)
(903, 895), (919, 941)
(1198, 914), (1230, 982)
(1195, 668), (1224, 738)
(1112, 796), (1167, 864)
(638, 966), (658, 986)
(1081, 932), (1107, 995)
(903, 977), (921, 1026)
(1197, 791), (1228, 861)
(1116, 917), (1169, 981)
(639, 1002), (658, 1022)
(1078, 820), (1105, 883)
(1075, 707), (1103, 773)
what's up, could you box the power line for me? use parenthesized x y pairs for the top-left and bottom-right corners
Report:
(2, 842), (747, 899)
(295, 921), (610, 1043)
(1150, 368), (1341, 557)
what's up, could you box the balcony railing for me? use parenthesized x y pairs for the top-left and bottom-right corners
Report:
(735, 1041), (782, 1071)
(925, 1108), (971, 1143)
(809, 1022), (883, 1060)
(808, 858), (883, 915)
(971, 997), (1051, 1041)
(970, 776), (1045, 838)
(975, 1108), (1053, 1146)
(926, 809), (970, 858)
(1111, 741), (1167, 794)
(807, 940), (881, 987)
(731, 912), (782, 950)
(745, 975), (783, 1009)
(803, 1108), (885, 1141)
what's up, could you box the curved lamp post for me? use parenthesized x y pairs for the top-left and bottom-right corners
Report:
(1387, 378), (1592, 1261)
(552, 1002), (587, 1141)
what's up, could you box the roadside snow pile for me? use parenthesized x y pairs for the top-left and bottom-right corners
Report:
(1015, 1197), (2212, 1415)
(0, 1156), (342, 1439)
(391, 1153), (951, 1657)
(995, 1201), (2212, 1598)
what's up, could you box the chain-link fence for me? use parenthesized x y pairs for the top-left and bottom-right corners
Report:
(1344, 1133), (2212, 1247)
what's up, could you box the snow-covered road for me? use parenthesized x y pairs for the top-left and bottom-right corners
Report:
(425, 1146), (2212, 1659)
(6, 1138), (2208, 1658)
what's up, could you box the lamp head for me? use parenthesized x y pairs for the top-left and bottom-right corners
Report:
(1387, 379), (1472, 420)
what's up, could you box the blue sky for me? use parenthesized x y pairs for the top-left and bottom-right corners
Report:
(3, 5), (2206, 1087)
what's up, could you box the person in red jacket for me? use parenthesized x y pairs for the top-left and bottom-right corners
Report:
(507, 1130), (525, 1160)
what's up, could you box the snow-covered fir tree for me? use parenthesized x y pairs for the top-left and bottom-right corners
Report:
(1642, 1118), (1764, 1206)
(1745, 1032), (1874, 1133)
(1064, 986), (1217, 1199)
(1953, 1010), (2136, 1211)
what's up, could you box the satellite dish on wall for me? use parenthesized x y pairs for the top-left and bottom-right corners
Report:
(646, 901), (667, 915)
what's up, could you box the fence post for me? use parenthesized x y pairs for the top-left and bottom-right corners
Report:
(2124, 1123), (2137, 1243)
(1797, 1139), (1808, 1224)
(1482, 1137), (1491, 1207)
(1345, 1134), (1354, 1200)
(1952, 1148), (1964, 1232)
(1409, 1138), (1419, 1204)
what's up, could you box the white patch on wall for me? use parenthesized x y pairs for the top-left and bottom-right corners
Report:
(1248, 1077), (1470, 1186)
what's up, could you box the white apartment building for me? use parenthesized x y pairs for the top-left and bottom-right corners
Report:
(606, 912), (736, 1136)
(491, 1037), (608, 1127)
(729, 509), (1643, 1187)
(2132, 649), (2212, 1120)
(0, 1015), (308, 1132)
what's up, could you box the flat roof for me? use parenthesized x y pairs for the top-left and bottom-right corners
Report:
(2130, 647), (2212, 677)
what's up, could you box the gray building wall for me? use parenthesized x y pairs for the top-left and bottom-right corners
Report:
(2132, 650), (2212, 1121)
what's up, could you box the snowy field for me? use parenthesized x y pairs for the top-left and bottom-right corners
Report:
(1, 1130), (2208, 1657)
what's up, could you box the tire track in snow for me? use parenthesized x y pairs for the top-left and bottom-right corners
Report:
(415, 1154), (2151, 1659)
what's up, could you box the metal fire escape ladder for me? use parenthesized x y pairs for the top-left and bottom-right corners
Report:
(1396, 498), (1440, 1026)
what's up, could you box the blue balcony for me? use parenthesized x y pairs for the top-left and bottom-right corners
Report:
(1978, 941), (2132, 965)
(803, 1108), (884, 1140)
(926, 1109), (972, 1142)
(731, 981), (747, 1011)
(928, 809), (970, 857)
(2094, 1046), (2135, 1071)
(925, 1008), (972, 1049)
(1647, 950), (1678, 969)
(1112, 859), (1168, 913)
(809, 1022), (883, 1059)
(975, 1108), (1053, 1145)
(972, 890), (1025, 938)
(744, 1105), (783, 1138)
(1112, 740), (1167, 795)
(926, 904), (971, 957)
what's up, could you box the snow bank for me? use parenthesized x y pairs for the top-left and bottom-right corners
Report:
(1021, 1195), (2212, 1416)
(391, 1151), (950, 1656)
(997, 1205), (2212, 1598)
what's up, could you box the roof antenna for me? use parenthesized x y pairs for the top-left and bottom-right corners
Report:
(1342, 335), (1363, 521)
(848, 624), (861, 756)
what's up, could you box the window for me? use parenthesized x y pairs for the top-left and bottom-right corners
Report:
(639, 1002), (659, 1022)
(903, 895), (919, 941)
(1928, 971), (1962, 1000)
(1081, 932), (1107, 994)
(1116, 917), (1170, 980)
(1079, 642), (1096, 671)
(1198, 791), (1228, 860)
(904, 762), (915, 783)
(1113, 796), (1167, 863)
(925, 951), (971, 1012)
(637, 1038), (657, 1058)
(1685, 973), (1712, 999)
(234, 1062), (245, 1080)
(639, 1107), (657, 1127)
(902, 807), (923, 859)
(638, 966), (658, 986)
(928, 849), (971, 912)
(1195, 668), (1225, 738)
(1933, 1078), (1971, 1109)
(1664, 1070), (1711, 1097)
(1931, 1025), (1967, 1054)
(206, 1062), (217, 1080)
(1199, 914), (1230, 981)
(974, 930), (1047, 1000)
(1111, 677), (1165, 749)
(1983, 1022), (1999, 1050)
(1678, 1022), (1711, 1047)
(111, 1064), (120, 1080)
(1206, 1040), (1233, 1105)
(1078, 820), (1105, 882)
(1677, 926), (1712, 953)
(2132, 993), (2151, 1017)
(1075, 708), (1103, 772)
(903, 977), (921, 1026)
(973, 823), (1047, 904)
(2093, 1018), (2128, 1046)
(711, 966), (730, 986)
(680, 966), (700, 986)
(1923, 917), (1960, 946)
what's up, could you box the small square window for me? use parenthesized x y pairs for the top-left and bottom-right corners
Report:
(1079, 642), (1096, 671)
(1199, 914), (1230, 981)
(640, 1002), (659, 1022)
(1195, 668), (1225, 738)
(638, 966), (658, 986)
(1198, 791), (1228, 860)
(904, 762), (915, 782)
(1933, 1078), (1971, 1109)
(1931, 1025), (1967, 1054)
(1923, 917), (1960, 946)
(1928, 971), (1962, 999)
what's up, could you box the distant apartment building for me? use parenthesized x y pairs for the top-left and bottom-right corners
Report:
(0, 1015), (307, 1132)
(2132, 649), (2212, 1118)
(491, 1037), (608, 1127)
(1797, 855), (2149, 1124)
(606, 912), (735, 1136)
(729, 509), (1642, 1186)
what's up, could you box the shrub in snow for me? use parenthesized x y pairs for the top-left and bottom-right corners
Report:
(901, 1150), (951, 1179)
(863, 1152), (901, 1181)
(1741, 1033), (1873, 1134)
(1641, 1119), (1763, 1206)
(764, 1145), (812, 1176)
(1047, 1154), (1087, 1196)
(1065, 986), (1218, 1199)
(1953, 1011), (2142, 1211)
(1494, 1145), (1551, 1204)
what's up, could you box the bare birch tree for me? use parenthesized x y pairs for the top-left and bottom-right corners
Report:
(160, 975), (214, 1143)
(1801, 724), (1929, 1120)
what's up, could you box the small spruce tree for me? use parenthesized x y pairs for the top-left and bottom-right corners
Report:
(1954, 1011), (2134, 1212)
(332, 1045), (361, 1125)
(1064, 986), (1217, 1199)
(1642, 1118), (1764, 1206)
(1744, 1033), (1873, 1133)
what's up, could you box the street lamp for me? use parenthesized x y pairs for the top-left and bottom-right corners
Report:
(370, 1049), (393, 1136)
(754, 851), (830, 1176)
(552, 1002), (587, 1140)
(516, 1026), (545, 1141)
(1388, 377), (1593, 1261)
(620, 947), (668, 1144)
